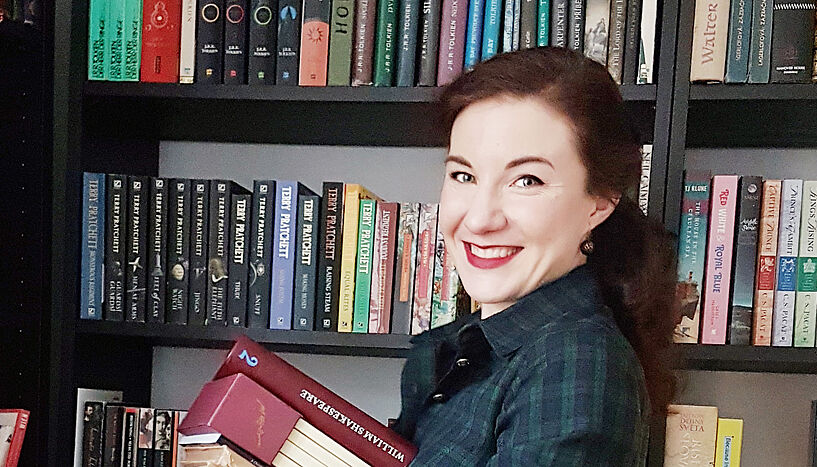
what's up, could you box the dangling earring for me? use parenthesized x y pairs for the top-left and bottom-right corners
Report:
(580, 237), (594, 256)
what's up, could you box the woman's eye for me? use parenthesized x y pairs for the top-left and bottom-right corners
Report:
(513, 175), (544, 188)
(450, 172), (474, 183)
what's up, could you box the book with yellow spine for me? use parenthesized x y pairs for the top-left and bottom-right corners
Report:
(714, 418), (743, 467)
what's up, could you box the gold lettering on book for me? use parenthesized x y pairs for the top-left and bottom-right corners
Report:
(255, 399), (266, 446)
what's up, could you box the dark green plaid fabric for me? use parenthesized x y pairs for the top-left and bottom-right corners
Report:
(394, 265), (649, 466)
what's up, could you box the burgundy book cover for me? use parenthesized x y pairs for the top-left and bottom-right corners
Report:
(214, 335), (417, 467)
(351, 0), (376, 85)
(369, 202), (398, 334)
(436, 0), (466, 85)
(140, 0), (182, 82)
(178, 373), (301, 464)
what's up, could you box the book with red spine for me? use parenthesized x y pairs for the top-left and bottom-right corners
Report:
(299, 0), (331, 85)
(213, 335), (417, 467)
(369, 202), (398, 334)
(752, 179), (781, 345)
(701, 175), (739, 344)
(412, 203), (438, 335)
(0, 410), (29, 467)
(140, 0), (182, 82)
(436, 0), (466, 85)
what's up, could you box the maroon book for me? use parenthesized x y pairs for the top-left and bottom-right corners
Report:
(436, 0), (466, 85)
(140, 0), (182, 82)
(214, 335), (418, 467)
(369, 202), (399, 334)
(178, 373), (301, 464)
(351, 0), (377, 85)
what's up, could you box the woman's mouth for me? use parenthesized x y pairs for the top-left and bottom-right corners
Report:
(463, 242), (521, 269)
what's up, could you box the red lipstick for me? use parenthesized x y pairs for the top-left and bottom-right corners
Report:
(463, 242), (520, 269)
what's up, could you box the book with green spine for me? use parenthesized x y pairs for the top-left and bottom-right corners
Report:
(373, 0), (397, 85)
(795, 180), (817, 347)
(328, 0), (355, 85)
(88, 0), (109, 80)
(352, 199), (376, 332)
(122, 0), (142, 81)
(107, 0), (126, 80)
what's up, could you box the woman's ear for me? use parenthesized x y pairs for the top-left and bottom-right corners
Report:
(588, 195), (619, 231)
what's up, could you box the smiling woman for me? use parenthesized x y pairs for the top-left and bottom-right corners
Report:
(392, 47), (679, 466)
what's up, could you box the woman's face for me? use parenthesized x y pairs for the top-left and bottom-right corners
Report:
(439, 97), (616, 317)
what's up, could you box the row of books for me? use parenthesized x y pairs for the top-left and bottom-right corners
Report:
(674, 174), (817, 347)
(663, 404), (743, 466)
(0, 0), (39, 27)
(78, 173), (470, 335)
(86, 0), (659, 86)
(689, 0), (817, 83)
(0, 409), (28, 467)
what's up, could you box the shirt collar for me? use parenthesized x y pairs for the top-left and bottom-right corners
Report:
(478, 264), (602, 360)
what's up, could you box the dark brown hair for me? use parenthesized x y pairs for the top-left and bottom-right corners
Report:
(440, 47), (678, 417)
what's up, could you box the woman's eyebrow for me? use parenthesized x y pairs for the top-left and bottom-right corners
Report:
(444, 155), (472, 167)
(505, 156), (554, 170)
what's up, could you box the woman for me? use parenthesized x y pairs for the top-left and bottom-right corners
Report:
(392, 47), (678, 465)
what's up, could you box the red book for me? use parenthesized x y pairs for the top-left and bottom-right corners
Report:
(179, 373), (301, 464)
(369, 202), (399, 333)
(140, 0), (182, 82)
(436, 0), (466, 85)
(214, 335), (417, 467)
(0, 409), (29, 467)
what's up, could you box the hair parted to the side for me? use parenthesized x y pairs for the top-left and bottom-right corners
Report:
(440, 46), (678, 417)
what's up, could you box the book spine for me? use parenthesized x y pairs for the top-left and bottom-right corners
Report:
(276, 0), (301, 84)
(167, 179), (191, 325)
(675, 171), (711, 344)
(430, 227), (456, 328)
(728, 176), (762, 345)
(196, 0), (225, 83)
(566, 0), (583, 51)
(369, 202), (398, 333)
(436, 0), (466, 85)
(374, 0), (398, 86)
(147, 178), (168, 324)
(724, 0), (752, 82)
(752, 180), (781, 346)
(126, 176), (149, 323)
(316, 182), (344, 331)
(773, 179), (803, 346)
(513, 0), (521, 49)
(813, 8), (817, 82)
(714, 418), (744, 467)
(582, 0), (609, 64)
(247, 0), (277, 84)
(140, 0), (182, 82)
(549, 0), (567, 46)
(83, 403), (105, 466)
(123, 408), (138, 467)
(215, 336), (418, 467)
(351, 0), (376, 85)
(519, 0), (535, 49)
(5, 411), (28, 467)
(701, 175), (739, 345)
(105, 174), (127, 321)
(770, 0), (816, 83)
(689, 0), (730, 82)
(299, 0), (331, 85)
(464, 0), (484, 67)
(123, 0), (142, 81)
(136, 407), (154, 467)
(179, 0), (197, 83)
(412, 203), (437, 335)
(224, 0), (249, 83)
(747, 0), (772, 83)
(88, 0), (110, 80)
(391, 202), (418, 334)
(396, 0), (420, 85)
(638, 144), (652, 215)
(170, 411), (187, 467)
(481, 0), (501, 59)
(327, 0), (355, 85)
(417, 0), (442, 85)
(248, 180), (275, 329)
(228, 193), (251, 327)
(353, 199), (376, 332)
(153, 410), (173, 467)
(338, 186), (363, 331)
(607, 0), (626, 83)
(187, 180), (208, 325)
(536, 0), (549, 46)
(270, 181), (298, 329)
(104, 405), (124, 467)
(622, 0), (641, 83)
(795, 180), (817, 347)
(637, 0), (656, 83)
(502, 0), (514, 51)
(108, 0), (126, 80)
(441, 250), (460, 325)
(207, 180), (231, 326)
(293, 194), (320, 330)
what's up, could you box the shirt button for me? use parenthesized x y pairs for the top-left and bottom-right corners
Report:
(456, 358), (470, 368)
(432, 393), (447, 403)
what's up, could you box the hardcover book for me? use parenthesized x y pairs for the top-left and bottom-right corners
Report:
(293, 192), (321, 330)
(316, 182), (345, 331)
(412, 203), (438, 335)
(391, 202), (419, 335)
(353, 199), (376, 332)
(566, 0), (584, 51)
(537, 0), (549, 46)
(299, 0), (330, 85)
(463, 0), (484, 68)
(519, 0), (535, 49)
(351, 0), (376, 85)
(747, 0), (772, 83)
(639, 144), (652, 215)
(327, 0), (355, 85)
(248, 180), (275, 329)
(664, 405), (718, 466)
(196, 0), (225, 83)
(724, 0), (752, 82)
(417, 0), (442, 85)
(770, 0), (817, 83)
(690, 0), (731, 82)
(795, 180), (817, 347)
(729, 175), (762, 345)
(622, 0), (642, 83)
(502, 0), (515, 52)
(583, 0), (609, 65)
(369, 202), (398, 334)
(122, 0), (142, 81)
(549, 0), (567, 47)
(126, 175), (149, 323)
(140, 0), (182, 82)
(223, 0), (249, 84)
(188, 180), (209, 325)
(179, 0), (197, 83)
(481, 0), (501, 59)
(107, 0), (126, 80)
(167, 179), (191, 325)
(248, 0), (278, 85)
(607, 0), (626, 83)
(436, 0), (466, 85)
(87, 0), (109, 79)
(147, 178), (169, 324)
(395, 0), (420, 85)
(714, 418), (743, 467)
(753, 179), (781, 346)
(338, 184), (379, 332)
(773, 179), (803, 346)
(105, 174), (127, 322)
(227, 193), (251, 327)
(276, 0), (301, 84)
(637, 0), (656, 83)
(374, 0), (398, 86)
(207, 181), (249, 326)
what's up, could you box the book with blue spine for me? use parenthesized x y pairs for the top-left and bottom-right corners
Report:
(396, 0), (421, 86)
(536, 0), (549, 46)
(248, 181), (276, 329)
(464, 0), (484, 69)
(80, 172), (106, 320)
(293, 192), (321, 330)
(773, 179), (803, 346)
(502, 0), (515, 52)
(481, 0), (501, 59)
(724, 0), (753, 82)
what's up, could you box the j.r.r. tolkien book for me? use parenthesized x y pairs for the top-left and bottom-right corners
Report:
(728, 175), (762, 345)
(196, 0), (225, 83)
(637, 0), (656, 83)
(188, 180), (209, 325)
(747, 0), (772, 83)
(770, 0), (817, 83)
(136, 407), (154, 467)
(208, 180), (250, 326)
(549, 0), (567, 47)
(690, 0), (731, 82)
(537, 0), (550, 46)
(463, 0), (484, 68)
(351, 0), (376, 86)
(675, 171), (711, 344)
(701, 175), (739, 345)
(396, 0), (421, 85)
(179, 0), (197, 83)
(87, 0), (109, 79)
(795, 180), (817, 347)
(773, 179), (803, 347)
(481, 0), (501, 59)
(126, 176), (149, 323)
(298, 0), (330, 85)
(122, 0), (142, 81)
(663, 405), (718, 466)
(214, 335), (418, 467)
(353, 199), (376, 332)
(248, 0), (278, 84)
(223, 0), (249, 84)
(374, 0), (398, 86)
(724, 0), (752, 82)
(140, 0), (182, 82)
(412, 203), (438, 335)
(248, 180), (275, 329)
(566, 0), (583, 51)
(147, 178), (168, 324)
(105, 174), (127, 322)
(369, 202), (398, 334)
(606, 0), (626, 83)
(275, 0), (301, 84)
(391, 202), (418, 335)
(622, 0), (642, 83)
(519, 0), (536, 49)
(107, 0), (126, 80)
(293, 192), (320, 330)
(316, 182), (344, 331)
(502, 0), (515, 52)
(436, 0), (466, 85)
(513, 0), (522, 51)
(227, 193), (251, 327)
(167, 179), (191, 325)
(714, 418), (743, 467)
(327, 0), (355, 85)
(753, 179), (781, 346)
(416, 0), (442, 85)
(583, 0), (609, 65)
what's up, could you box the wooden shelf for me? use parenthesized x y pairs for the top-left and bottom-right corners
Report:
(679, 344), (817, 374)
(690, 83), (817, 100)
(75, 319), (412, 357)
